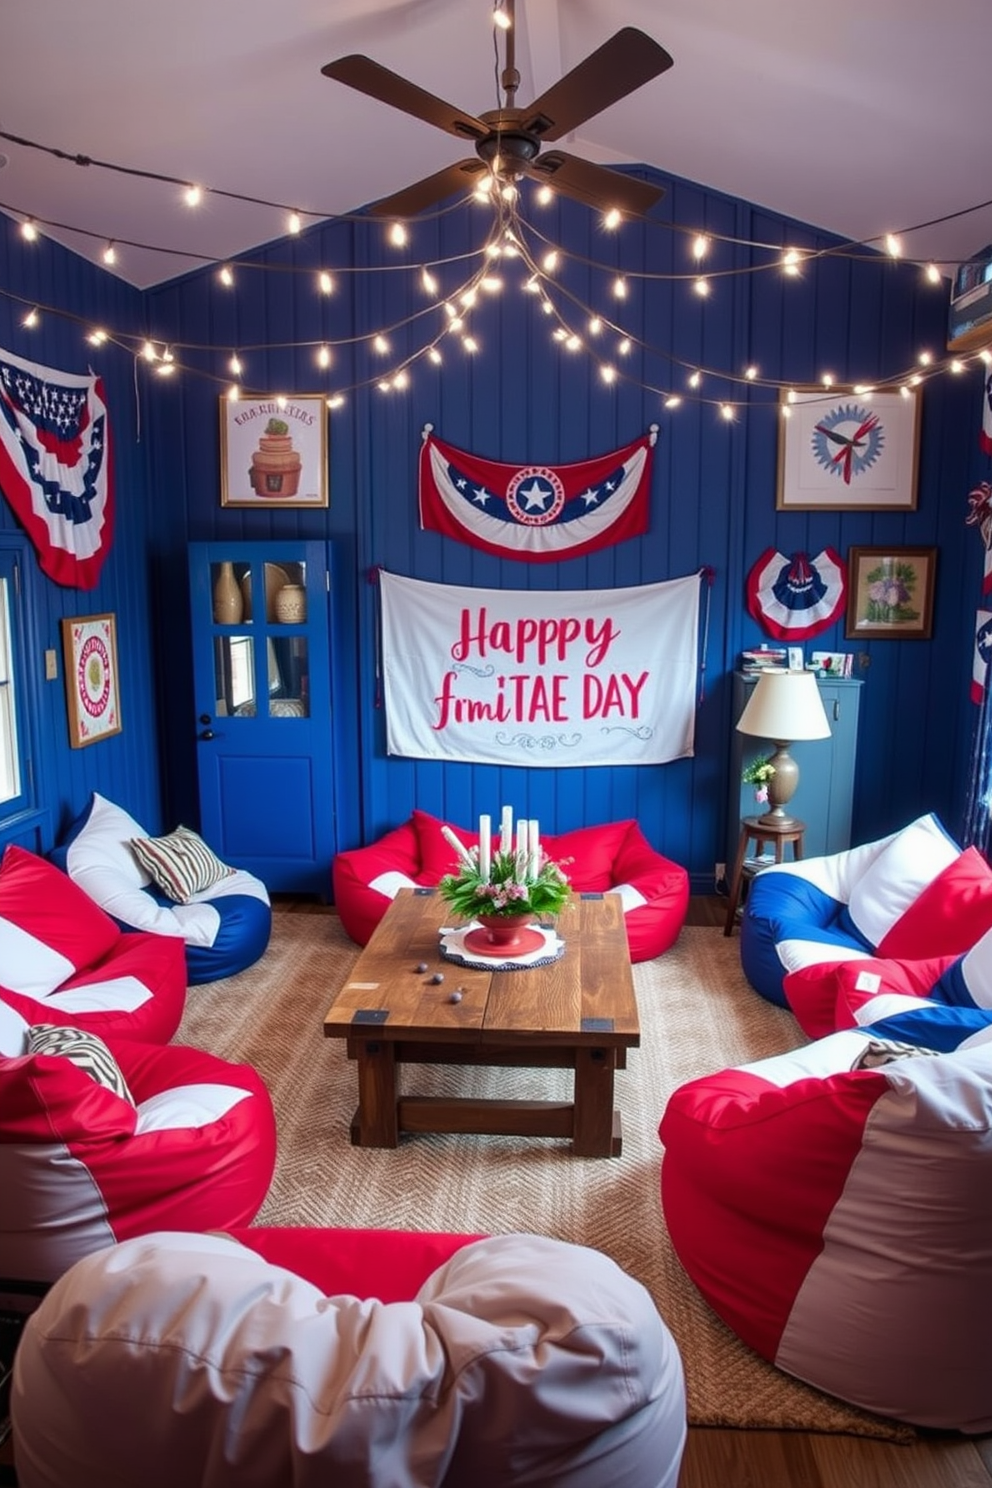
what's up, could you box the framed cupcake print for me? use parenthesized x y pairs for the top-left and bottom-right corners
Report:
(219, 394), (329, 508)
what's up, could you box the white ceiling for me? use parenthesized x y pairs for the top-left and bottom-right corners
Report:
(2, 0), (991, 290)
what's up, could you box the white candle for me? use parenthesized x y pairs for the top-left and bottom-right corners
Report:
(500, 805), (513, 856)
(516, 819), (529, 868)
(528, 818), (540, 880)
(478, 814), (491, 881)
(440, 824), (474, 868)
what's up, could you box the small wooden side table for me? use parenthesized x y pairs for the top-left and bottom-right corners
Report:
(723, 815), (806, 936)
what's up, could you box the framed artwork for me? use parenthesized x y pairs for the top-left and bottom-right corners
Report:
(777, 387), (921, 511)
(219, 395), (328, 508)
(845, 547), (937, 640)
(61, 613), (122, 747)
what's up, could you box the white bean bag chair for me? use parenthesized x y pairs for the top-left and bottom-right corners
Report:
(51, 793), (271, 984)
(0, 999), (276, 1284)
(11, 1228), (687, 1488)
(660, 1009), (992, 1431)
(740, 812), (992, 1006)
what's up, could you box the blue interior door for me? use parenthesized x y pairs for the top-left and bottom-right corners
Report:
(189, 540), (335, 896)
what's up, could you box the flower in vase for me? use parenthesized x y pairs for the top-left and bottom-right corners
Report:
(437, 836), (571, 921)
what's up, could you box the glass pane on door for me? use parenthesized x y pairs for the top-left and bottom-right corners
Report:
(213, 634), (255, 716)
(268, 635), (309, 717)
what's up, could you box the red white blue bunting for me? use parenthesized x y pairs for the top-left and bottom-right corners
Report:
(418, 424), (654, 562)
(0, 345), (114, 589)
(745, 547), (846, 641)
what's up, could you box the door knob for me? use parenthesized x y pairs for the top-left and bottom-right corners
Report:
(198, 729), (216, 741)
(199, 713), (212, 725)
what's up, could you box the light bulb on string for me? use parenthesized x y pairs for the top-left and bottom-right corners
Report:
(602, 208), (622, 231)
(318, 271), (335, 295)
(600, 364), (617, 384)
(694, 277), (709, 296)
(665, 395), (682, 409)
(720, 403), (735, 421)
(565, 334), (581, 352)
(142, 342), (158, 362)
(21, 308), (38, 328)
(918, 350), (933, 366)
(462, 335), (479, 353)
(102, 242), (116, 266)
(288, 212), (302, 235)
(692, 235), (709, 260)
(388, 222), (408, 248)
(229, 353), (243, 376)
(227, 384), (240, 401)
(925, 263), (941, 284)
(885, 234), (901, 258)
(156, 362), (175, 377)
(492, 4), (511, 30)
(218, 265), (234, 287)
(744, 365), (758, 380)
(588, 316), (602, 335)
(20, 219), (37, 242)
(327, 395), (345, 409)
(613, 276), (627, 299)
(782, 249), (801, 276)
(542, 251), (559, 272)
(617, 337), (631, 356)
(275, 394), (287, 409)
(87, 328), (108, 345)
(421, 267), (438, 295)
(688, 369), (701, 389)
(317, 345), (331, 369)
(535, 185), (553, 205)
(374, 334), (391, 354)
(428, 347), (443, 364)
(184, 185), (202, 208)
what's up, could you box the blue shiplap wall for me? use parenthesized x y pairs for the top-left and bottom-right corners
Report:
(0, 215), (165, 850)
(1, 160), (986, 891)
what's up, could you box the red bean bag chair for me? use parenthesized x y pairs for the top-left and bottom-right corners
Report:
(0, 998), (276, 1283)
(332, 810), (688, 962)
(12, 1227), (687, 1488)
(0, 843), (186, 1045)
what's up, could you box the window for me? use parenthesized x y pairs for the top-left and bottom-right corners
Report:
(0, 551), (30, 817)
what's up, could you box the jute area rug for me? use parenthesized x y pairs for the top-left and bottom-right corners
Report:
(176, 914), (913, 1442)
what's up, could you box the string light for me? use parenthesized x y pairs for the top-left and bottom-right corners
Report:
(388, 222), (408, 248)
(218, 265), (234, 287)
(184, 185), (202, 208)
(288, 212), (302, 235)
(602, 208), (622, 231)
(227, 384), (240, 401)
(542, 250), (559, 272)
(20, 219), (37, 241)
(228, 353), (243, 375)
(665, 395), (682, 409)
(688, 370), (701, 388)
(600, 364), (617, 384)
(421, 267), (438, 295)
(612, 276), (627, 299)
(462, 335), (479, 353)
(317, 345), (331, 368)
(141, 341), (158, 362)
(373, 334), (390, 354)
(318, 271), (335, 295)
(21, 307), (38, 327)
(102, 242), (116, 265)
(720, 403), (735, 420)
(692, 235), (709, 260)
(694, 278), (710, 296)
(744, 365), (758, 380)
(535, 185), (554, 206)
(492, 4), (511, 29)
(428, 347), (443, 364)
(327, 394), (345, 409)
(886, 234), (902, 258)
(925, 262), (941, 284)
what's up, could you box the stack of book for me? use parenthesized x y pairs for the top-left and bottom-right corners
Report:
(741, 647), (788, 674)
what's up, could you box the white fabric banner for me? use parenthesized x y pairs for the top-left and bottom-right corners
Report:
(380, 571), (700, 768)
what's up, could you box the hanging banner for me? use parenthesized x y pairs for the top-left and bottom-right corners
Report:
(0, 345), (114, 589)
(967, 483), (992, 702)
(418, 424), (654, 562)
(380, 570), (700, 768)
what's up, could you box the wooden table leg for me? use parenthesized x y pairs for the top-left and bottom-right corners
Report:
(573, 1047), (621, 1157)
(352, 1039), (399, 1147)
(723, 825), (751, 936)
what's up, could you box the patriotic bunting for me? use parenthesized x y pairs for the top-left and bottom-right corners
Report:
(418, 424), (654, 562)
(967, 482), (992, 701)
(982, 366), (992, 456)
(0, 345), (114, 589)
(745, 547), (846, 641)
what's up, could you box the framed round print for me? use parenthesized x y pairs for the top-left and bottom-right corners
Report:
(61, 613), (122, 747)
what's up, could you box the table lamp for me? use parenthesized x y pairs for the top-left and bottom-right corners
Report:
(736, 669), (830, 825)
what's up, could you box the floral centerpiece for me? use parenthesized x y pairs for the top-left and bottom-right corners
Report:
(436, 813), (571, 926)
(742, 755), (776, 804)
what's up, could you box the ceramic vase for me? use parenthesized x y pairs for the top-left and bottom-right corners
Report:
(474, 913), (533, 950)
(274, 583), (307, 624)
(212, 561), (243, 624)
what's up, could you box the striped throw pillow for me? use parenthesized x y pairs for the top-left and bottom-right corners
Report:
(129, 826), (234, 904)
(28, 1023), (135, 1104)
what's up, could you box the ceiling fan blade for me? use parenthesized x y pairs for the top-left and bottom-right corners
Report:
(525, 152), (664, 217)
(522, 29), (673, 142)
(366, 159), (488, 217)
(321, 54), (489, 142)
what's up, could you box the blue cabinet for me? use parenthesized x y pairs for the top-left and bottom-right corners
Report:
(728, 671), (863, 868)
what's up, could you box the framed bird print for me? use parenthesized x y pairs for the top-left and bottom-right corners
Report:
(777, 387), (921, 511)
(61, 613), (122, 747)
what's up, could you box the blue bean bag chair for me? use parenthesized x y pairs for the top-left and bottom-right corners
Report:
(51, 794), (271, 985)
(740, 813), (992, 1006)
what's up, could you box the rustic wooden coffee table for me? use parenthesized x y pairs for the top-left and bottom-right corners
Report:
(323, 887), (639, 1157)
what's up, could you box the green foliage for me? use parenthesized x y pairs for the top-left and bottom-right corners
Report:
(741, 756), (776, 786)
(438, 847), (571, 920)
(265, 417), (290, 436)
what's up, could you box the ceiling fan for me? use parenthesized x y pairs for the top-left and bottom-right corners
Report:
(321, 1), (673, 219)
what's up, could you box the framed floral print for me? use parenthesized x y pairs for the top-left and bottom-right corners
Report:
(777, 387), (921, 511)
(62, 613), (122, 747)
(844, 547), (936, 640)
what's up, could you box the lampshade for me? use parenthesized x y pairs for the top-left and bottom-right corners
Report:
(736, 669), (831, 743)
